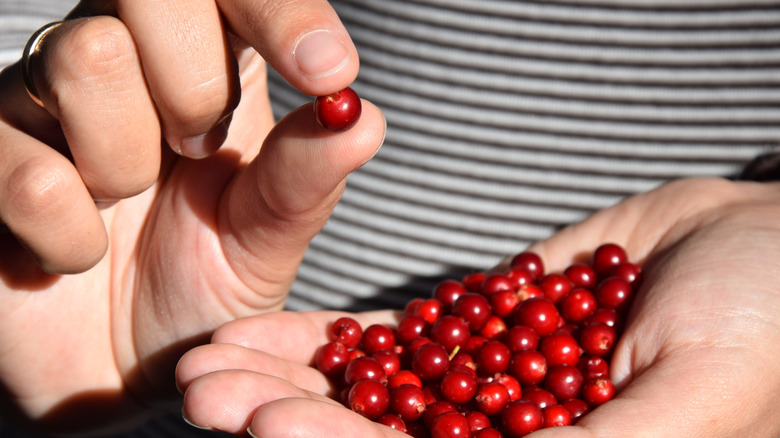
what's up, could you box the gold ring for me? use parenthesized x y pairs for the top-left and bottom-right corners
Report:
(21, 21), (63, 107)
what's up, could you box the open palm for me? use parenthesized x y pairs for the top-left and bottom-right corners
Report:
(176, 178), (780, 438)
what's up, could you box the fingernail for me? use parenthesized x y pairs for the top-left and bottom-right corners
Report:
(293, 30), (350, 79)
(178, 117), (231, 159)
(182, 410), (216, 431)
(247, 426), (259, 438)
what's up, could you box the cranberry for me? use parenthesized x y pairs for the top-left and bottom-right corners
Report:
(514, 297), (561, 336)
(476, 341), (512, 375)
(433, 279), (468, 312)
(452, 293), (492, 331)
(538, 332), (582, 367)
(388, 369), (423, 390)
(562, 398), (590, 423)
(501, 399), (543, 438)
(508, 350), (547, 386)
(595, 276), (633, 311)
(578, 355), (610, 380)
(372, 349), (402, 377)
(415, 299), (444, 324)
(582, 377), (616, 407)
(506, 267), (534, 289)
(475, 428), (503, 438)
(509, 252), (545, 280)
(361, 324), (396, 355)
(504, 325), (540, 353)
(579, 322), (616, 357)
(314, 86), (361, 131)
(431, 412), (471, 438)
(462, 272), (487, 292)
(563, 263), (597, 289)
(479, 315), (507, 340)
(592, 243), (628, 277)
(397, 314), (430, 345)
(411, 342), (450, 381)
(390, 384), (427, 422)
(463, 335), (488, 356)
(430, 315), (470, 353)
(315, 341), (349, 379)
(344, 356), (387, 386)
(466, 411), (492, 433)
(450, 352), (477, 373)
(537, 273), (574, 304)
(348, 379), (390, 420)
(329, 317), (363, 349)
(423, 401), (458, 429)
(612, 261), (642, 284)
(481, 274), (515, 297)
(516, 284), (544, 302)
(492, 373), (522, 401)
(474, 382), (510, 416)
(542, 404), (572, 427)
(404, 298), (424, 315)
(544, 365), (584, 401)
(440, 369), (479, 405)
(522, 386), (558, 409)
(490, 289), (520, 318)
(586, 307), (621, 331)
(376, 413), (407, 433)
(559, 288), (598, 323)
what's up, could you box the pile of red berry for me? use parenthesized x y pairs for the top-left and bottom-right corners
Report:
(314, 243), (641, 437)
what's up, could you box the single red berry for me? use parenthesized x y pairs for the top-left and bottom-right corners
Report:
(440, 368), (479, 405)
(592, 243), (628, 277)
(390, 384), (427, 422)
(612, 261), (642, 284)
(509, 252), (545, 280)
(314, 87), (361, 131)
(563, 263), (597, 289)
(516, 284), (544, 302)
(372, 349), (402, 377)
(314, 341), (349, 378)
(388, 369), (423, 390)
(476, 341), (512, 376)
(475, 427), (503, 438)
(361, 324), (396, 355)
(348, 348), (366, 361)
(577, 355), (610, 380)
(508, 350), (547, 386)
(514, 297), (561, 336)
(544, 365), (584, 401)
(522, 386), (558, 409)
(542, 404), (572, 427)
(559, 288), (598, 323)
(594, 276), (633, 311)
(397, 314), (430, 345)
(504, 325), (540, 353)
(348, 379), (390, 420)
(481, 273), (515, 297)
(579, 322), (616, 357)
(479, 315), (507, 341)
(404, 297), (424, 315)
(463, 335), (488, 356)
(423, 400), (458, 429)
(415, 298), (443, 324)
(452, 293), (492, 332)
(450, 352), (478, 373)
(538, 332), (582, 367)
(582, 377), (616, 407)
(433, 279), (468, 312)
(344, 356), (387, 386)
(490, 289), (520, 318)
(466, 411), (492, 433)
(431, 411), (471, 438)
(329, 317), (363, 349)
(537, 273), (574, 304)
(493, 373), (522, 401)
(501, 399), (543, 438)
(506, 267), (534, 289)
(411, 342), (450, 381)
(376, 413), (407, 433)
(474, 381), (510, 416)
(462, 272), (487, 292)
(562, 398), (590, 423)
(585, 307), (621, 331)
(430, 315), (470, 353)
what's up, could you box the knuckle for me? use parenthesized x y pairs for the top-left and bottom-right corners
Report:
(56, 17), (136, 83)
(6, 159), (75, 219)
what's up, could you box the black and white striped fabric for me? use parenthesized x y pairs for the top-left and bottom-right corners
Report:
(2, 0), (780, 436)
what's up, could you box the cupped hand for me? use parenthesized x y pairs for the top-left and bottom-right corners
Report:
(176, 178), (780, 438)
(0, 0), (385, 434)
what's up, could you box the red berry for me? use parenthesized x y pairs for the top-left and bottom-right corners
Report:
(493, 373), (522, 401)
(578, 355), (610, 380)
(475, 427), (503, 438)
(329, 317), (363, 348)
(542, 404), (572, 428)
(348, 379), (390, 420)
(423, 400), (458, 429)
(508, 350), (547, 386)
(431, 411), (471, 438)
(514, 297), (561, 336)
(466, 411), (492, 433)
(501, 399), (543, 438)
(594, 276), (633, 311)
(490, 289), (520, 318)
(481, 274), (515, 297)
(344, 356), (387, 386)
(433, 279), (468, 312)
(411, 342), (450, 381)
(376, 413), (407, 433)
(537, 273), (574, 304)
(362, 324), (396, 355)
(430, 315), (470, 353)
(372, 349), (402, 377)
(462, 272), (487, 292)
(582, 377), (616, 407)
(390, 384), (427, 422)
(388, 369), (423, 390)
(476, 341), (512, 375)
(509, 252), (545, 280)
(544, 365), (584, 401)
(592, 243), (628, 277)
(559, 288), (598, 323)
(440, 369), (479, 405)
(506, 267), (534, 289)
(452, 293), (492, 332)
(397, 314), (430, 345)
(579, 322), (616, 357)
(563, 263), (597, 289)
(314, 87), (361, 131)
(479, 315), (508, 341)
(522, 386), (558, 409)
(612, 261), (642, 284)
(475, 381), (510, 416)
(315, 341), (349, 378)
(504, 325), (540, 353)
(562, 398), (590, 423)
(538, 332), (582, 367)
(415, 299), (444, 324)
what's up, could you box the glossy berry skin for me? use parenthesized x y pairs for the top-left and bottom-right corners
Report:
(559, 288), (598, 323)
(522, 386), (558, 409)
(562, 398), (590, 423)
(579, 322), (616, 357)
(578, 355), (609, 380)
(440, 369), (479, 404)
(592, 243), (628, 277)
(314, 87), (362, 131)
(475, 428), (503, 438)
(397, 314), (430, 345)
(431, 412), (471, 438)
(344, 356), (387, 385)
(362, 324), (396, 355)
(501, 399), (544, 438)
(376, 414), (407, 433)
(475, 381), (510, 416)
(504, 325), (540, 352)
(329, 317), (363, 348)
(595, 276), (633, 311)
(415, 299), (444, 324)
(315, 341), (350, 378)
(508, 350), (547, 386)
(423, 401), (458, 429)
(453, 293), (492, 331)
(582, 377), (616, 407)
(372, 350), (402, 377)
(433, 279), (468, 312)
(509, 252), (545, 280)
(542, 404), (572, 427)
(514, 297), (561, 336)
(481, 274), (515, 297)
(537, 273), (574, 304)
(544, 365), (584, 401)
(430, 315), (471, 353)
(348, 379), (390, 420)
(563, 263), (597, 289)
(390, 384), (427, 422)
(466, 411), (491, 433)
(412, 342), (450, 381)
(539, 332), (582, 367)
(493, 373), (522, 401)
(388, 369), (423, 389)
(477, 341), (512, 375)
(490, 289), (520, 318)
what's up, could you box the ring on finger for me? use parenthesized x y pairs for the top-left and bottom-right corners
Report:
(21, 21), (63, 107)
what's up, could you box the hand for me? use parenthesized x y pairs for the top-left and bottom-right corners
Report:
(176, 178), (780, 437)
(0, 0), (385, 434)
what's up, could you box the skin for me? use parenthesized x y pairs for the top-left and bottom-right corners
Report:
(0, 0), (385, 434)
(176, 178), (780, 438)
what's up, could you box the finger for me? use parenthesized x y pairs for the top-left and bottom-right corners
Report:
(114, 0), (239, 158)
(216, 0), (359, 96)
(210, 310), (399, 364)
(176, 342), (331, 396)
(0, 122), (107, 273)
(181, 369), (337, 435)
(250, 398), (407, 438)
(29, 16), (161, 200)
(217, 101), (385, 305)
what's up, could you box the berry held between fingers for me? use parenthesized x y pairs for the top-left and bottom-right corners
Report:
(314, 243), (641, 437)
(314, 87), (362, 131)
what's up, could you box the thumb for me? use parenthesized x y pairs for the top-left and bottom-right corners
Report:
(218, 99), (385, 308)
